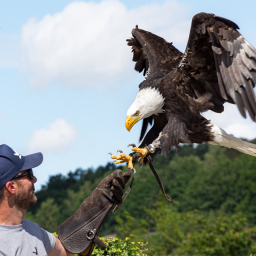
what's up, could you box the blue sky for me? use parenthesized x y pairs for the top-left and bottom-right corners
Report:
(1, 0), (256, 190)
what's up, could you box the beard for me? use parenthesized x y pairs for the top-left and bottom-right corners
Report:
(14, 181), (37, 210)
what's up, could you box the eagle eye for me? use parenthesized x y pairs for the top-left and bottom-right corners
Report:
(135, 111), (140, 116)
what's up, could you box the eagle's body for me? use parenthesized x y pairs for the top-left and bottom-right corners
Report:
(125, 13), (256, 157)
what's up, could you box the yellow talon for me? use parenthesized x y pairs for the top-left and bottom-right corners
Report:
(109, 152), (134, 170)
(131, 147), (148, 163)
(109, 146), (149, 169)
(115, 160), (126, 164)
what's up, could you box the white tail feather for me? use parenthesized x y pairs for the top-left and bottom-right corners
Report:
(209, 123), (256, 157)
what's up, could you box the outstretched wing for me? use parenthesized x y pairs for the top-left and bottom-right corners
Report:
(127, 27), (183, 79)
(179, 12), (256, 120)
(127, 27), (183, 141)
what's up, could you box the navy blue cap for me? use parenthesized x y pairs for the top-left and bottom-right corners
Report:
(0, 144), (43, 188)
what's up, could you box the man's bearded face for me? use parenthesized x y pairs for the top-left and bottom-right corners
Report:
(14, 180), (37, 210)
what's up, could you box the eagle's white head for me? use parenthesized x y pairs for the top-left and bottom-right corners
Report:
(126, 87), (165, 131)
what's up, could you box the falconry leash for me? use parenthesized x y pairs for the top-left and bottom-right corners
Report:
(112, 161), (172, 214)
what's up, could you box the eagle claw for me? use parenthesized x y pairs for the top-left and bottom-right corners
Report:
(108, 151), (134, 170)
(128, 143), (137, 148)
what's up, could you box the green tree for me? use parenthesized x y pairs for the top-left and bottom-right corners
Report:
(117, 199), (256, 256)
(34, 198), (60, 232)
(26, 141), (256, 246)
(178, 213), (256, 256)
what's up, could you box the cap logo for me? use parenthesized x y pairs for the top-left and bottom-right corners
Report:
(14, 150), (22, 159)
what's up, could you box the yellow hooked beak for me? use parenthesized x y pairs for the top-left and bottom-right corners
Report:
(125, 116), (140, 131)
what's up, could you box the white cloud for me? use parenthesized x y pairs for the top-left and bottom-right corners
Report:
(27, 118), (77, 153)
(225, 123), (256, 139)
(203, 103), (256, 140)
(20, 0), (190, 89)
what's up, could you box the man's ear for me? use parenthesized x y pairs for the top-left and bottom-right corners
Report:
(5, 181), (16, 195)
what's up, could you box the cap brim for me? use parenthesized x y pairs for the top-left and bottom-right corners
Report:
(21, 152), (43, 171)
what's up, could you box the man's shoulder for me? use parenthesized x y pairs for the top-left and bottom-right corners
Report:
(23, 218), (56, 253)
(23, 218), (41, 233)
(23, 218), (40, 226)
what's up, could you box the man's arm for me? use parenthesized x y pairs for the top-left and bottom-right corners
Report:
(56, 169), (132, 255)
(48, 237), (74, 256)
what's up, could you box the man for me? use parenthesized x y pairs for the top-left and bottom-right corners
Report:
(0, 144), (131, 256)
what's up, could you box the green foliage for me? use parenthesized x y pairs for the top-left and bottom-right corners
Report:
(24, 211), (35, 222)
(179, 213), (256, 256)
(52, 233), (147, 256)
(28, 142), (256, 255)
(89, 236), (147, 256)
(116, 211), (149, 241)
(117, 200), (256, 256)
(35, 198), (60, 232)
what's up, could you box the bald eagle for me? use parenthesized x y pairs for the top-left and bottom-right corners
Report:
(111, 13), (256, 168)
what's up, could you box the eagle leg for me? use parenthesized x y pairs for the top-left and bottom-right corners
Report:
(131, 147), (148, 164)
(108, 152), (134, 170)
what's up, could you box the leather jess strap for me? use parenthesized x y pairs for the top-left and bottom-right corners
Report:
(149, 162), (172, 202)
(112, 162), (172, 214)
(94, 236), (107, 250)
(78, 232), (108, 255)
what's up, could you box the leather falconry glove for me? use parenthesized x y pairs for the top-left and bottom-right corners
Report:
(57, 169), (132, 256)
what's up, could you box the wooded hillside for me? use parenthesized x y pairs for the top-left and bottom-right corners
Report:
(26, 142), (256, 255)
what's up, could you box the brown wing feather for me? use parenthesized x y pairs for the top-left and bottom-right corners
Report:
(179, 12), (256, 120)
(127, 27), (182, 79)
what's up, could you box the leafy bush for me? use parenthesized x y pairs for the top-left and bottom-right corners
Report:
(89, 236), (147, 256)
(52, 233), (148, 255)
